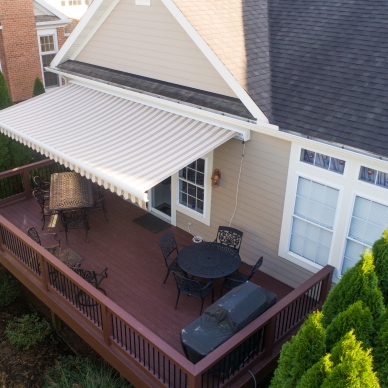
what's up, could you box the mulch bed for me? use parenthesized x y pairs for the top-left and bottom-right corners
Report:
(0, 291), (103, 387)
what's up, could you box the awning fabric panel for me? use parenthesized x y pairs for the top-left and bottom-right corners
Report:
(0, 83), (236, 208)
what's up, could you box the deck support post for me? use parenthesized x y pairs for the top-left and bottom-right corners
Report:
(22, 170), (32, 198)
(320, 268), (333, 305)
(39, 254), (49, 292)
(102, 305), (112, 345)
(51, 311), (62, 331)
(263, 316), (276, 358)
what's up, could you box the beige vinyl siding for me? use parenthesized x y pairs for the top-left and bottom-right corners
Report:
(75, 0), (237, 97)
(176, 133), (313, 288)
(34, 5), (47, 16)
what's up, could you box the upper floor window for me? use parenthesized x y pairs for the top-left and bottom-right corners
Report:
(342, 196), (388, 274)
(69, 0), (82, 5)
(39, 35), (59, 88)
(61, 1), (66, 5)
(178, 158), (205, 215)
(300, 148), (345, 174)
(359, 166), (388, 189)
(289, 177), (339, 266)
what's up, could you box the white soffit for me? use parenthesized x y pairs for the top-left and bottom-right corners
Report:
(0, 83), (236, 208)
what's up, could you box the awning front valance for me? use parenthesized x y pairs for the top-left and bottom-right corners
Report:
(0, 83), (236, 208)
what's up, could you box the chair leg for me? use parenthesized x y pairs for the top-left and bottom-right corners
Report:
(42, 214), (46, 230)
(174, 290), (181, 310)
(102, 205), (108, 221)
(200, 298), (205, 316)
(211, 288), (214, 303)
(163, 268), (170, 284)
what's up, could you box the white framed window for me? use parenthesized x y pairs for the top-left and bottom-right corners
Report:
(38, 30), (59, 88)
(300, 148), (345, 174)
(289, 177), (339, 266)
(342, 196), (388, 274)
(178, 158), (205, 215)
(174, 151), (213, 226)
(359, 166), (388, 189)
(69, 0), (82, 5)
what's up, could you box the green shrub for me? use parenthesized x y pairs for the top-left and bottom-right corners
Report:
(6, 313), (51, 350)
(325, 301), (374, 350)
(32, 77), (45, 97)
(0, 273), (20, 307)
(44, 355), (134, 387)
(296, 354), (332, 388)
(374, 315), (388, 386)
(373, 229), (388, 306)
(322, 250), (385, 327)
(321, 331), (380, 388)
(0, 71), (12, 110)
(270, 311), (326, 388)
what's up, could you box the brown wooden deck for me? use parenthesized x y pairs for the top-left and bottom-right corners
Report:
(0, 192), (292, 356)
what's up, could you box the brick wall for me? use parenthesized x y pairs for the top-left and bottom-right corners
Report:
(0, 0), (42, 102)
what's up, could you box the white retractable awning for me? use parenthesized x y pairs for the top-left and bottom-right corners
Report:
(0, 83), (236, 208)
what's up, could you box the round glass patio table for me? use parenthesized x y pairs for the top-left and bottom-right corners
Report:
(178, 242), (241, 279)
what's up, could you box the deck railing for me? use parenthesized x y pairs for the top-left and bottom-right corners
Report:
(0, 160), (334, 387)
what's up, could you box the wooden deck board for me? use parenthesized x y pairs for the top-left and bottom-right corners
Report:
(0, 192), (293, 355)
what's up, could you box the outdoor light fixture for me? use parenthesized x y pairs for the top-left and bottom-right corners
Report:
(211, 169), (221, 188)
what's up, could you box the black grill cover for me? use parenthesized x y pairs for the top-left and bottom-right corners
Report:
(180, 281), (277, 363)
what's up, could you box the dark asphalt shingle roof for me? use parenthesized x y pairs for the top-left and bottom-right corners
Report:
(57, 60), (255, 120)
(35, 15), (60, 23)
(268, 0), (388, 157)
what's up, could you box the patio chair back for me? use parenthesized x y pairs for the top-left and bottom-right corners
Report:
(249, 256), (264, 280)
(32, 189), (45, 210)
(73, 267), (108, 294)
(173, 271), (214, 315)
(61, 210), (89, 244)
(158, 231), (181, 283)
(214, 226), (243, 252)
(33, 176), (50, 191)
(91, 184), (108, 221)
(27, 226), (61, 255)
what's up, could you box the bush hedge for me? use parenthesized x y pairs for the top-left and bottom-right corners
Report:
(0, 272), (20, 308)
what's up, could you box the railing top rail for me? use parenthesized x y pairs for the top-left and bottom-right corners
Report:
(0, 159), (54, 179)
(0, 215), (195, 374)
(193, 265), (334, 374)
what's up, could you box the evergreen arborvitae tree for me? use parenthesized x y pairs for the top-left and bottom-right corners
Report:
(0, 71), (12, 171)
(374, 314), (388, 386)
(325, 301), (374, 350)
(373, 229), (388, 306)
(0, 71), (12, 110)
(296, 354), (332, 388)
(321, 331), (380, 388)
(321, 250), (385, 327)
(269, 311), (326, 388)
(32, 77), (45, 97)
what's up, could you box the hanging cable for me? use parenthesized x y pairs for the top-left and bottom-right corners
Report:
(247, 370), (257, 388)
(229, 141), (246, 227)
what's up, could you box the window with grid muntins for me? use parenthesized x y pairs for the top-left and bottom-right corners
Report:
(69, 0), (82, 4)
(41, 53), (59, 87)
(342, 197), (388, 274)
(40, 36), (55, 53)
(178, 158), (205, 214)
(359, 166), (388, 189)
(289, 177), (339, 266)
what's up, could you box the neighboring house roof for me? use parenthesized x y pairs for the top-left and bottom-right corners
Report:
(269, 0), (388, 158)
(57, 60), (255, 120)
(65, 19), (79, 36)
(34, 0), (72, 27)
(35, 15), (61, 23)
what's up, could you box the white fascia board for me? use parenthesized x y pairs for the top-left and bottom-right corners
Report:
(51, 0), (109, 66)
(0, 120), (147, 202)
(34, 0), (71, 22)
(160, 0), (269, 124)
(36, 21), (71, 29)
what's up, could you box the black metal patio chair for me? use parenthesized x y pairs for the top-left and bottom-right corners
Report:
(173, 271), (214, 315)
(90, 184), (108, 221)
(158, 231), (184, 284)
(221, 256), (264, 296)
(61, 210), (90, 244)
(33, 176), (50, 191)
(73, 267), (108, 294)
(214, 226), (243, 253)
(27, 226), (60, 255)
(32, 189), (59, 230)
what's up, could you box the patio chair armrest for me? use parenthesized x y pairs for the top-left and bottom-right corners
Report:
(203, 280), (214, 291)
